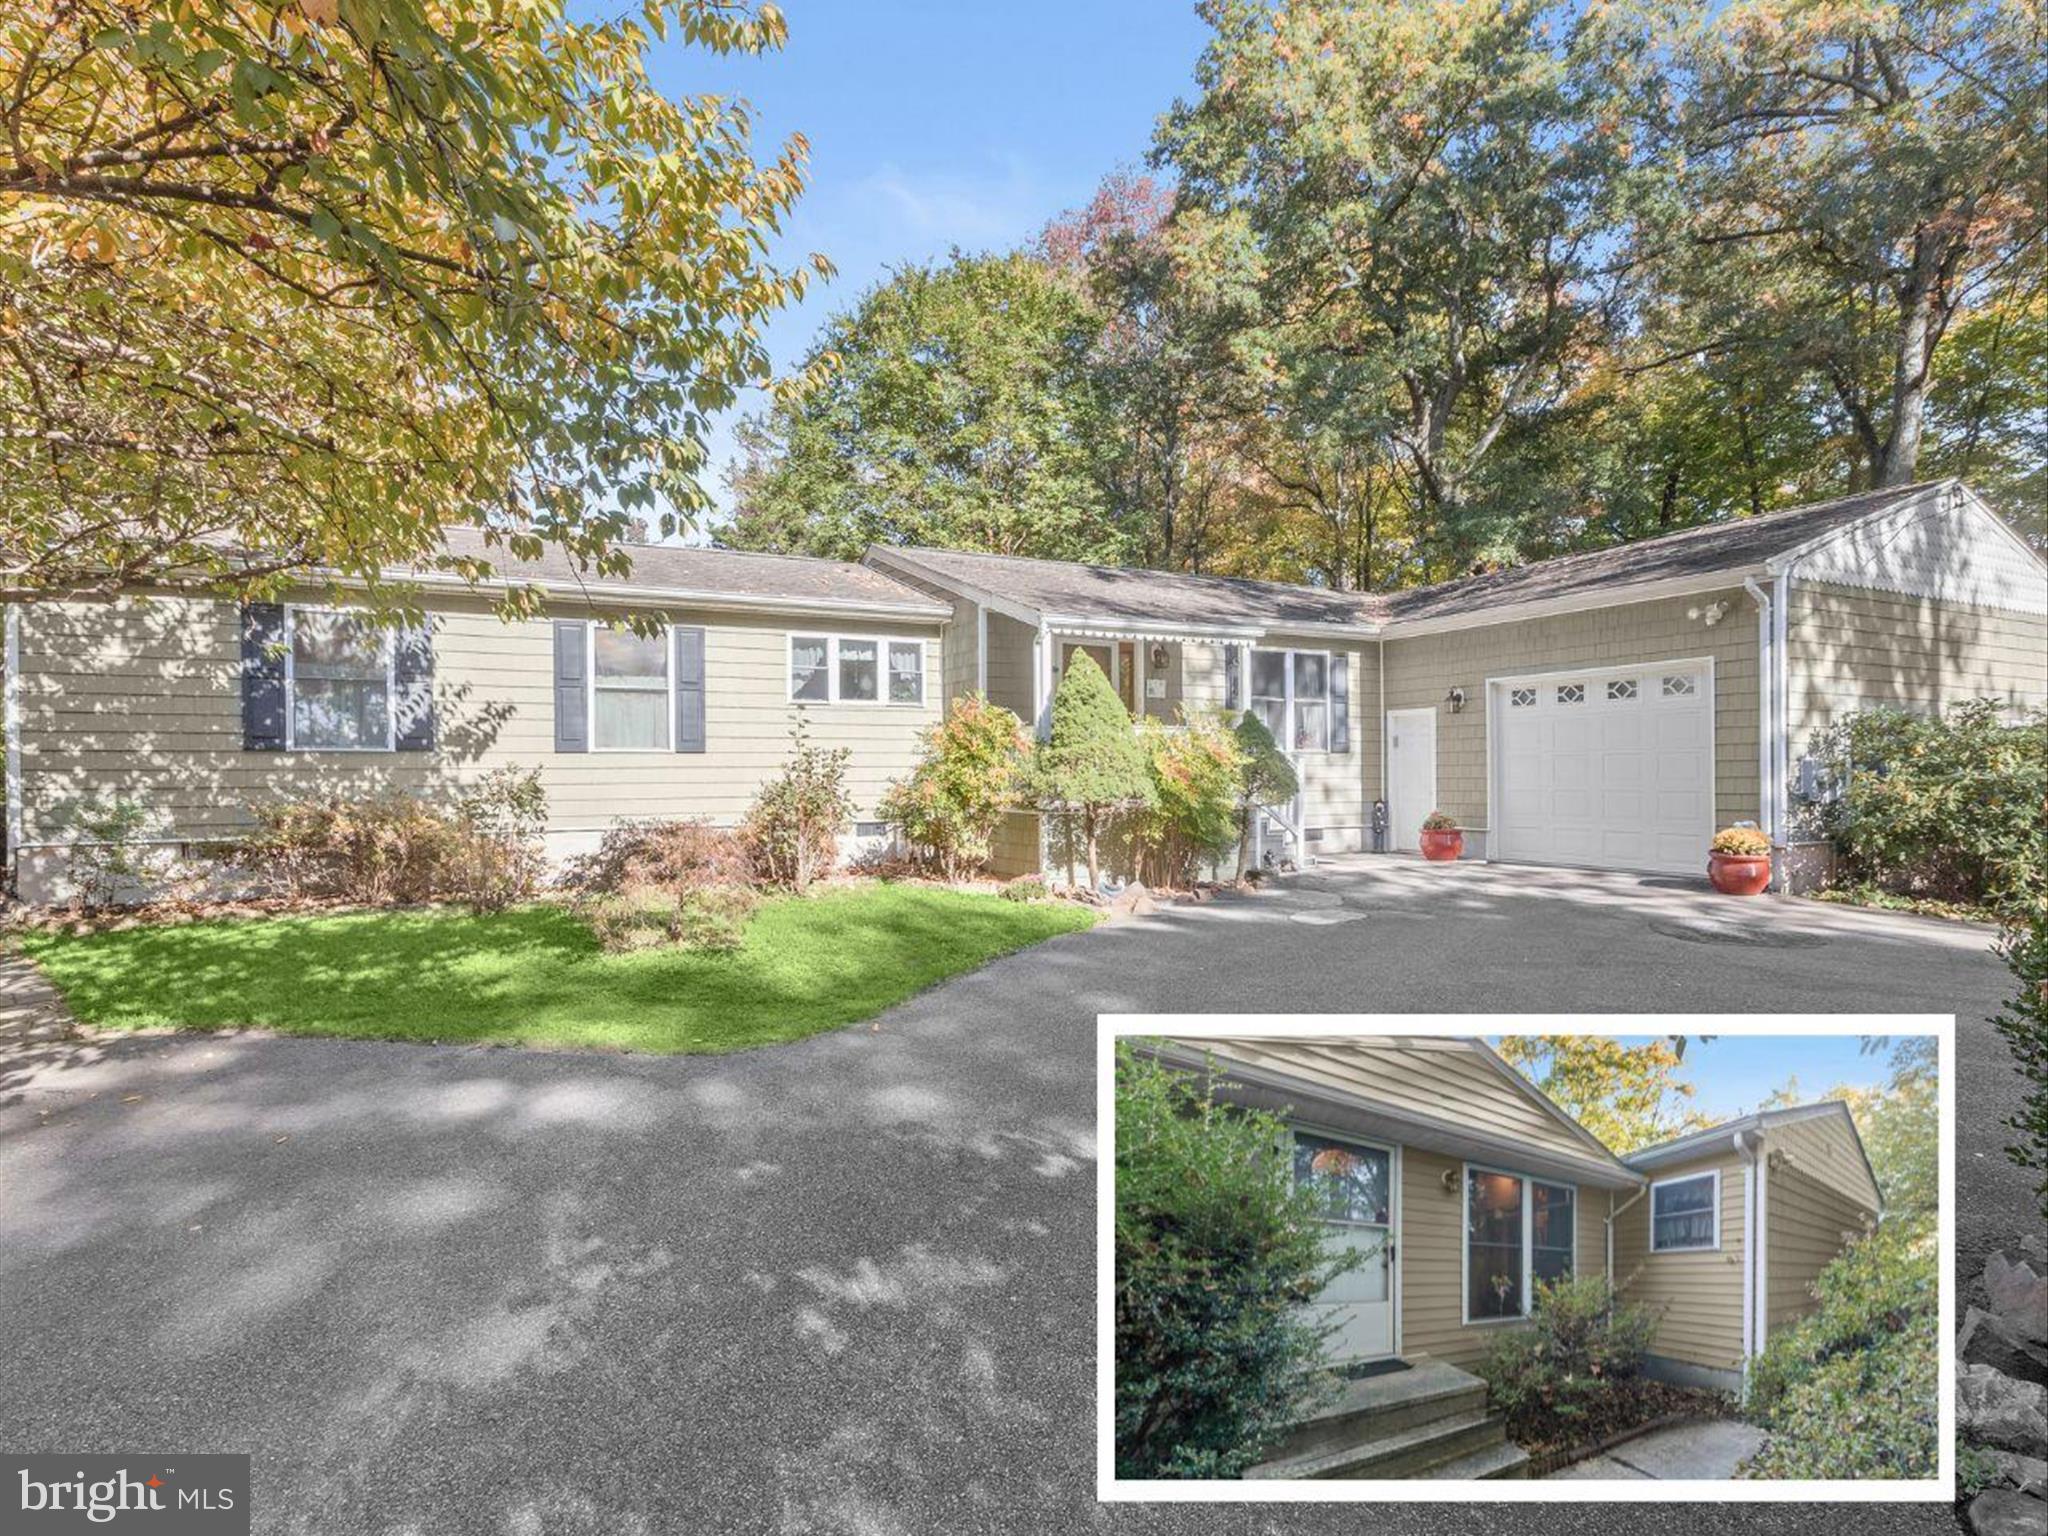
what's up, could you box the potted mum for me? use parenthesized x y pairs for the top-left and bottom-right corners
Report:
(1707, 825), (1772, 895)
(1419, 811), (1464, 862)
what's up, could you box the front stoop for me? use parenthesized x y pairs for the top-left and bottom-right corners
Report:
(1247, 1359), (1530, 1481)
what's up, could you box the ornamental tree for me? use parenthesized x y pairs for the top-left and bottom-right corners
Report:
(1034, 652), (1150, 892)
(1231, 708), (1296, 877)
(1, 0), (822, 609)
(878, 693), (1031, 881)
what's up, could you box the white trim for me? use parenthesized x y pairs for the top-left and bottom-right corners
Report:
(1249, 645), (1336, 756)
(1649, 1169), (1722, 1253)
(785, 631), (928, 709)
(975, 603), (988, 694)
(1381, 568), (1770, 639)
(396, 565), (950, 622)
(586, 621), (674, 752)
(4, 604), (21, 892)
(1032, 623), (1054, 739)
(1738, 1142), (1757, 1364)
(282, 604), (398, 753)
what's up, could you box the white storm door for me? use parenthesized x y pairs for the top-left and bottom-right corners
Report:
(1293, 1130), (1396, 1362)
(1386, 707), (1437, 852)
(1491, 662), (1714, 876)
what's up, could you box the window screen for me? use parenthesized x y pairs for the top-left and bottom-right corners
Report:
(1651, 1173), (1717, 1251)
(290, 610), (391, 750)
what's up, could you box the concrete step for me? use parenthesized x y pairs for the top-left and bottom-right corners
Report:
(1265, 1361), (1489, 1463)
(1247, 1408), (1507, 1481)
(1415, 1439), (1532, 1481)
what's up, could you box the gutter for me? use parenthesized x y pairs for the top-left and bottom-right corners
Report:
(391, 569), (952, 622)
(4, 605), (19, 898)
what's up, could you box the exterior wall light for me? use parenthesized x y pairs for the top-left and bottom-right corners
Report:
(1446, 688), (1466, 713)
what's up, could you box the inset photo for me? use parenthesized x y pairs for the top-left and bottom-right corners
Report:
(1098, 1016), (1952, 1502)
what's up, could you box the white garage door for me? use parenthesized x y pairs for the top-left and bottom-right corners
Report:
(1491, 661), (1714, 876)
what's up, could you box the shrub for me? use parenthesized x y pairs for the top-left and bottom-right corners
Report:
(1479, 1276), (1660, 1444)
(1000, 875), (1048, 902)
(744, 717), (854, 893)
(450, 768), (548, 913)
(1420, 809), (1459, 832)
(1991, 898), (2048, 1221)
(878, 694), (1031, 880)
(1711, 825), (1771, 857)
(1034, 654), (1152, 891)
(1131, 713), (1243, 888)
(234, 792), (458, 905)
(1813, 701), (2046, 913)
(60, 798), (182, 910)
(583, 882), (757, 954)
(1232, 710), (1298, 876)
(566, 817), (754, 896)
(1740, 1215), (1937, 1479)
(1114, 1042), (1356, 1479)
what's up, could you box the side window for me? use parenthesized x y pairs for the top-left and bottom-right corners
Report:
(591, 626), (670, 750)
(789, 635), (926, 705)
(790, 636), (830, 702)
(1650, 1172), (1719, 1252)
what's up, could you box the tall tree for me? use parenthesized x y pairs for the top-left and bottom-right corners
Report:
(1761, 1037), (1937, 1214)
(1612, 0), (2045, 488)
(1, 0), (817, 610)
(721, 251), (1121, 562)
(1158, 0), (1637, 570)
(1499, 1035), (1710, 1154)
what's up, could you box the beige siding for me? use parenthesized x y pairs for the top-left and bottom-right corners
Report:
(1195, 1036), (1622, 1171)
(1767, 1110), (1883, 1212)
(1787, 581), (2048, 755)
(15, 593), (940, 894)
(875, 565), (984, 714)
(1613, 1150), (1749, 1371)
(985, 611), (1037, 722)
(1398, 1147), (1610, 1369)
(1381, 588), (1762, 843)
(1181, 635), (1379, 853)
(1763, 1161), (1875, 1341)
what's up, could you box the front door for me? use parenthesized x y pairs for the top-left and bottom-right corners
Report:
(1293, 1130), (1396, 1362)
(1386, 707), (1438, 852)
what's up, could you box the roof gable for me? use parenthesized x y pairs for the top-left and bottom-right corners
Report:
(1625, 1101), (1884, 1214)
(1779, 483), (2046, 615)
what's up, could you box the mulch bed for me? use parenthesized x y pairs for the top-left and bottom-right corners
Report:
(1511, 1381), (1736, 1472)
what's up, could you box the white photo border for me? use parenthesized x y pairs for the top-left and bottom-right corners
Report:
(1095, 1012), (1956, 1504)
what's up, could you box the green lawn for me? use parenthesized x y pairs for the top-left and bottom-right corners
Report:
(17, 883), (1097, 1053)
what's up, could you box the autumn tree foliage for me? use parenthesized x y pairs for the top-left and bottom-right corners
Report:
(1497, 1035), (1710, 1154)
(1, 0), (823, 609)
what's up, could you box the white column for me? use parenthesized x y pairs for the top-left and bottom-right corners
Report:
(1033, 624), (1054, 740)
(975, 603), (988, 695)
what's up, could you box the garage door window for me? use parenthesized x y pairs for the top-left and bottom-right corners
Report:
(1556, 682), (1585, 705)
(1607, 678), (1638, 702)
(1662, 674), (1697, 698)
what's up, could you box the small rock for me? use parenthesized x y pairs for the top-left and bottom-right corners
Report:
(1106, 883), (1159, 919)
(2023, 1234), (2046, 1265)
(1984, 1449), (2048, 1500)
(1967, 1490), (2048, 1536)
(1986, 1253), (2048, 1344)
(1960, 1364), (2048, 1454)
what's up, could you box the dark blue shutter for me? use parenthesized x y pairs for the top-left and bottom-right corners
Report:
(1330, 652), (1351, 752)
(241, 603), (287, 751)
(1224, 645), (1243, 711)
(553, 621), (588, 752)
(673, 626), (706, 753)
(393, 619), (435, 751)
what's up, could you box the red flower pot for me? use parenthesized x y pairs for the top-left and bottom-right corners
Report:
(1419, 828), (1464, 862)
(1708, 851), (1771, 896)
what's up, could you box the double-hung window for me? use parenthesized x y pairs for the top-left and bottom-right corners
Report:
(1250, 648), (1331, 753)
(1465, 1166), (1577, 1322)
(288, 607), (394, 751)
(1650, 1172), (1720, 1252)
(590, 626), (671, 750)
(789, 635), (924, 706)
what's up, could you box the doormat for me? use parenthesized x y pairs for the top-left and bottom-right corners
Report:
(1340, 1359), (1411, 1381)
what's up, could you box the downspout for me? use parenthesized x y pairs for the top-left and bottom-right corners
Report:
(1733, 1129), (1761, 1393)
(1771, 569), (1791, 889)
(975, 603), (988, 695)
(1604, 1183), (1648, 1299)
(1377, 635), (1388, 847)
(1743, 578), (1777, 851)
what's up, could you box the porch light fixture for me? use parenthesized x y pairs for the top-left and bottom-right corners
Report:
(1446, 688), (1466, 714)
(1149, 644), (1169, 671)
(1687, 600), (1730, 627)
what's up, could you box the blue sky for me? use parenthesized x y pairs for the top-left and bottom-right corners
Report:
(643, 2), (1215, 528)
(1497, 1035), (1902, 1122)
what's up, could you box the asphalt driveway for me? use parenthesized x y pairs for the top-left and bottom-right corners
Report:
(0, 857), (2019, 1536)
